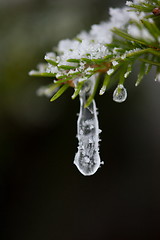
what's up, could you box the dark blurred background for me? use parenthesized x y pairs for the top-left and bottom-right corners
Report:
(1, 0), (160, 239)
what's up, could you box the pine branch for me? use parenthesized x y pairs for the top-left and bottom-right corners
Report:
(29, 0), (160, 175)
(29, 1), (160, 106)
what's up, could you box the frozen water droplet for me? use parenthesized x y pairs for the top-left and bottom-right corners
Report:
(124, 71), (131, 78)
(99, 86), (106, 95)
(155, 73), (160, 82)
(74, 85), (102, 176)
(113, 84), (127, 103)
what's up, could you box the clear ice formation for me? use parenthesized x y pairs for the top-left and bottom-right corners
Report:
(113, 84), (127, 103)
(74, 83), (101, 176)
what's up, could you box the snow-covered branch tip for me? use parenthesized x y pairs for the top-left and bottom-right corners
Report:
(29, 0), (160, 176)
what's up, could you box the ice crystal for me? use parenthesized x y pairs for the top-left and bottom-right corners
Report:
(126, 1), (133, 6)
(107, 68), (114, 75)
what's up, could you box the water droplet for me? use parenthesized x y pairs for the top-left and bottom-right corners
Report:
(113, 84), (127, 103)
(74, 85), (102, 176)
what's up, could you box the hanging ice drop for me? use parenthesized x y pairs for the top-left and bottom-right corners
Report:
(74, 82), (101, 176)
(113, 84), (127, 103)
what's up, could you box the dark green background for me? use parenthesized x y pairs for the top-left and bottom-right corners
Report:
(1, 0), (160, 239)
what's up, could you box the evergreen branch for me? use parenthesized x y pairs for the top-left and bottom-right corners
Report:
(29, 71), (56, 77)
(30, 0), (160, 105)
(126, 1), (159, 12)
(112, 28), (147, 46)
(45, 59), (57, 66)
(141, 19), (160, 40)
(99, 74), (111, 95)
(140, 58), (160, 66)
(50, 84), (69, 102)
(29, 0), (160, 175)
(135, 62), (148, 86)
(72, 81), (85, 99)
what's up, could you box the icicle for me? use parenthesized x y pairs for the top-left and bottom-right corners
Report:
(113, 84), (127, 103)
(74, 81), (101, 176)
